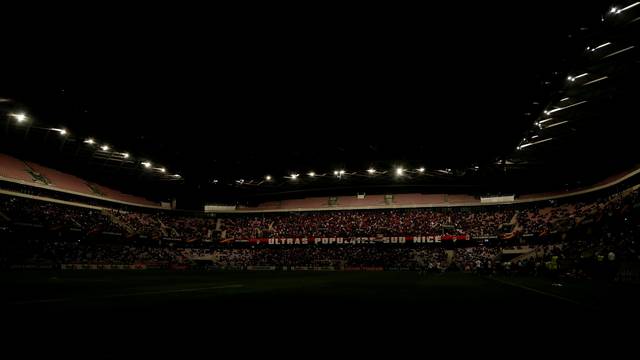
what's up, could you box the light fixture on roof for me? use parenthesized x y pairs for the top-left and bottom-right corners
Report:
(339, 170), (345, 175)
(602, 46), (635, 59)
(52, 128), (67, 136)
(307, 171), (316, 177)
(173, 174), (181, 178)
(122, 153), (130, 159)
(618, 2), (640, 13)
(159, 168), (166, 173)
(334, 170), (339, 176)
(101, 145), (110, 151)
(290, 174), (299, 180)
(545, 120), (569, 128)
(84, 138), (95, 145)
(592, 42), (611, 52)
(610, 7), (618, 13)
(517, 137), (554, 150)
(142, 161), (152, 168)
(573, 73), (588, 80)
(583, 76), (608, 86)
(10, 113), (27, 123)
(474, 165), (480, 170)
(417, 167), (425, 173)
(396, 167), (404, 176)
(265, 175), (272, 181)
(367, 168), (376, 174)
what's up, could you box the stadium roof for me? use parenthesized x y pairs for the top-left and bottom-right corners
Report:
(1, 1), (638, 207)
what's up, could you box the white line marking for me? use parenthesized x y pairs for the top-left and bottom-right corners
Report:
(10, 284), (244, 305)
(97, 284), (244, 299)
(11, 298), (72, 305)
(486, 277), (588, 307)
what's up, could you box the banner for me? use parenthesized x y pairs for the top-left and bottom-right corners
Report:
(289, 266), (336, 271)
(237, 235), (470, 245)
(344, 267), (384, 271)
(62, 264), (147, 270)
(246, 266), (277, 271)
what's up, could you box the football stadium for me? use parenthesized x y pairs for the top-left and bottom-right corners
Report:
(2, 2), (640, 346)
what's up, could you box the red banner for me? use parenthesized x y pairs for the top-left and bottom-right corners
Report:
(236, 235), (470, 245)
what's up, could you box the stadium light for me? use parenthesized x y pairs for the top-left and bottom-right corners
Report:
(173, 174), (181, 178)
(569, 73), (589, 81)
(618, 2), (640, 13)
(417, 167), (425, 173)
(602, 46), (635, 60)
(583, 76), (608, 85)
(84, 138), (95, 145)
(339, 170), (345, 175)
(517, 137), (554, 150)
(142, 161), (152, 168)
(122, 153), (130, 159)
(592, 42), (611, 52)
(610, 7), (618, 13)
(265, 175), (272, 181)
(396, 167), (404, 176)
(334, 170), (339, 176)
(290, 174), (299, 180)
(52, 128), (67, 136)
(10, 113), (27, 123)
(367, 168), (376, 174)
(308, 172), (315, 177)
(546, 101), (588, 115)
(544, 120), (569, 128)
(101, 145), (110, 151)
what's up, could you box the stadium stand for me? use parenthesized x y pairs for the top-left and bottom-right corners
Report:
(0, 153), (158, 207)
(0, 154), (35, 183)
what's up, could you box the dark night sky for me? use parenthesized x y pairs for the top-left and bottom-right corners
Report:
(2, 1), (635, 205)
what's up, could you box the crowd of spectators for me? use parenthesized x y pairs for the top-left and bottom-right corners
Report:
(0, 238), (188, 267)
(0, 194), (218, 241)
(2, 184), (640, 281)
(222, 207), (516, 240)
(209, 246), (448, 270)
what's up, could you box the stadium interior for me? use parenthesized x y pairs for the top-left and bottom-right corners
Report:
(2, 0), (640, 350)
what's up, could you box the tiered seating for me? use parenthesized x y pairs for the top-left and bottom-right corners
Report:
(393, 194), (446, 205)
(337, 195), (385, 206)
(0, 154), (33, 182)
(26, 162), (94, 195)
(0, 153), (157, 207)
(93, 184), (158, 207)
(446, 194), (478, 204)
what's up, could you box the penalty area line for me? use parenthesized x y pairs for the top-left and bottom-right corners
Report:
(10, 284), (244, 305)
(485, 277), (592, 308)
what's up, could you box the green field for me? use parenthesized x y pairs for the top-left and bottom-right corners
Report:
(2, 271), (639, 315)
(2, 270), (637, 355)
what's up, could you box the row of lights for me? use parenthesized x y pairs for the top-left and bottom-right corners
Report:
(264, 166), (443, 182)
(8, 112), (180, 179)
(517, 3), (638, 151)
